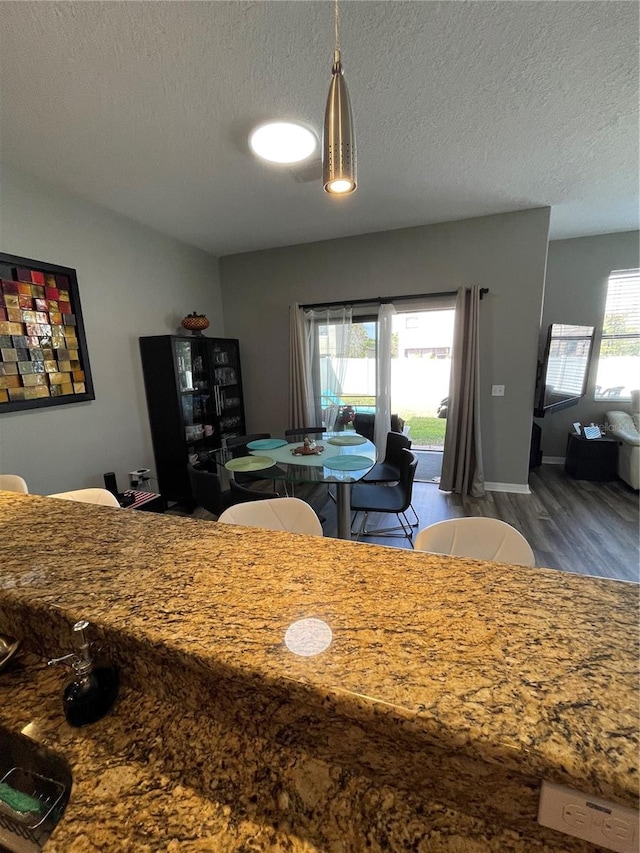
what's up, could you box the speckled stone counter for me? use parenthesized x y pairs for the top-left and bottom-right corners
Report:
(0, 491), (637, 852)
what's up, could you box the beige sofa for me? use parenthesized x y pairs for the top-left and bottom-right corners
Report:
(606, 389), (640, 490)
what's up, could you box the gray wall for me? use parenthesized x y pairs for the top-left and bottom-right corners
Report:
(538, 231), (640, 458)
(0, 165), (222, 495)
(220, 207), (551, 488)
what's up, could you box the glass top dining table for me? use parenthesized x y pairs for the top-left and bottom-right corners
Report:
(210, 433), (377, 540)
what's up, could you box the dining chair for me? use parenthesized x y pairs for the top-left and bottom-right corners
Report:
(350, 449), (418, 542)
(229, 479), (280, 503)
(218, 497), (324, 536)
(353, 414), (406, 443)
(284, 426), (330, 505)
(188, 461), (234, 517)
(352, 413), (375, 442)
(225, 433), (271, 450)
(284, 427), (326, 442)
(0, 474), (29, 494)
(414, 517), (536, 566)
(361, 431), (418, 526)
(47, 488), (121, 507)
(225, 433), (283, 490)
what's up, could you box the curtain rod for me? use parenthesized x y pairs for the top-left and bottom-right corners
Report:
(301, 287), (488, 311)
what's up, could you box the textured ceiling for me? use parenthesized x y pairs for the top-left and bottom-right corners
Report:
(0, 1), (637, 256)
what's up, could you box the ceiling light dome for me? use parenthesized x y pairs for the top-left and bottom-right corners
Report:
(249, 121), (318, 164)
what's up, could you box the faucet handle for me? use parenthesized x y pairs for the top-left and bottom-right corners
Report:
(47, 619), (95, 676)
(47, 652), (77, 668)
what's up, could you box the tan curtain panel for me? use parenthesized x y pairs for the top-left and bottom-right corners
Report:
(440, 286), (485, 497)
(288, 302), (315, 428)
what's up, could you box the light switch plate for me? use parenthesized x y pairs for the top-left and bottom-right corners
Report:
(538, 781), (639, 853)
(491, 384), (505, 396)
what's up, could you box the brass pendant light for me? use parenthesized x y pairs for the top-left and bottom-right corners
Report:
(323, 0), (356, 195)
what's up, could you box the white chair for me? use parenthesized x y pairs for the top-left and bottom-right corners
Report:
(47, 488), (121, 507)
(218, 497), (323, 536)
(414, 517), (535, 566)
(606, 389), (640, 490)
(0, 474), (29, 494)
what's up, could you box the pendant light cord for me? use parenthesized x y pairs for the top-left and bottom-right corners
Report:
(334, 0), (340, 52)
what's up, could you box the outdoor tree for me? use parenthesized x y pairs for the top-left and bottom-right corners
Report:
(348, 325), (373, 357)
(601, 314), (640, 356)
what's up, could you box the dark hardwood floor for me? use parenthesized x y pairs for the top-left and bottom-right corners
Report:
(300, 465), (639, 582)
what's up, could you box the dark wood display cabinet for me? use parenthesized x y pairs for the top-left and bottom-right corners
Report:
(139, 335), (246, 505)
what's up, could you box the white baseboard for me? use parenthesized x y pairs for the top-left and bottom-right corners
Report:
(484, 482), (531, 495)
(542, 456), (565, 465)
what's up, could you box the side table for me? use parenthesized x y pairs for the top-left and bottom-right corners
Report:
(122, 490), (166, 513)
(564, 432), (618, 481)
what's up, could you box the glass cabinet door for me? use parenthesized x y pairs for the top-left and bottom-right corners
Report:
(174, 339), (214, 449)
(211, 340), (243, 443)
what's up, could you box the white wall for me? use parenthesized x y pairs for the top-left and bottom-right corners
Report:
(0, 165), (222, 495)
(539, 231), (640, 458)
(219, 208), (551, 488)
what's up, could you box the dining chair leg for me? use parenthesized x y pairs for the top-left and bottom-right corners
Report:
(352, 510), (368, 540)
(358, 511), (414, 542)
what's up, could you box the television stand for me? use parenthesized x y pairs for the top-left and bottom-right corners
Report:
(529, 421), (542, 469)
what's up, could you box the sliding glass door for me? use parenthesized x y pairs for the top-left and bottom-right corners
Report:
(308, 297), (455, 457)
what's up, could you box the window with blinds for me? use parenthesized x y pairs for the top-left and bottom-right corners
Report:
(594, 269), (640, 400)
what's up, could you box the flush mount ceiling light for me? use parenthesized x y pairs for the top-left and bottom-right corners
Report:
(248, 121), (318, 164)
(323, 0), (356, 195)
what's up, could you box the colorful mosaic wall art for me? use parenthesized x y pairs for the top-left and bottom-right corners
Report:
(0, 253), (94, 413)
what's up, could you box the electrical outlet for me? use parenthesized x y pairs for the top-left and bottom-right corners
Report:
(491, 384), (505, 396)
(538, 781), (639, 853)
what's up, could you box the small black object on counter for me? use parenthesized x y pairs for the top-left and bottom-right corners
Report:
(48, 620), (119, 728)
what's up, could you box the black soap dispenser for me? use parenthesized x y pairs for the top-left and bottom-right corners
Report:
(48, 620), (119, 727)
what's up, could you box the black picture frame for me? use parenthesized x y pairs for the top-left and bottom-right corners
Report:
(0, 252), (95, 413)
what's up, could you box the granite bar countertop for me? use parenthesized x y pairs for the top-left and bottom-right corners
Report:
(0, 491), (637, 851)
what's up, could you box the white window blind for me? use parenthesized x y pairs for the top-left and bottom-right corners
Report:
(594, 269), (640, 400)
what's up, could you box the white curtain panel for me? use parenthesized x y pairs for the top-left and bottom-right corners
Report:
(304, 305), (353, 430)
(374, 302), (396, 458)
(440, 286), (485, 497)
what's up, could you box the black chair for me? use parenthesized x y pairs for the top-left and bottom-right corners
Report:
(363, 431), (418, 527)
(225, 433), (271, 481)
(363, 431), (411, 482)
(353, 413), (375, 441)
(229, 479), (280, 503)
(352, 413), (405, 443)
(284, 426), (330, 507)
(225, 433), (271, 450)
(225, 433), (282, 490)
(350, 449), (418, 543)
(187, 461), (234, 517)
(284, 426), (326, 442)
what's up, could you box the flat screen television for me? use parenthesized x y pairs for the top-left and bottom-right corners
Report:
(534, 323), (595, 417)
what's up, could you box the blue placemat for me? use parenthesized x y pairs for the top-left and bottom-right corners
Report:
(323, 455), (373, 471)
(246, 438), (288, 451)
